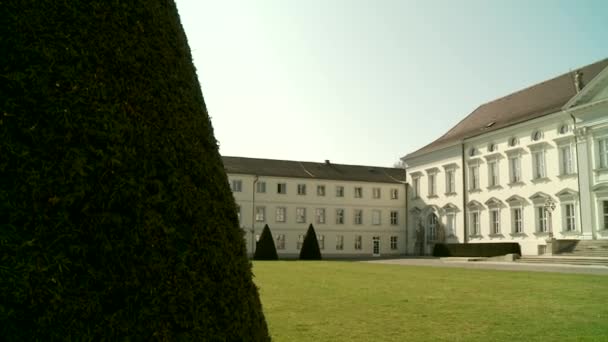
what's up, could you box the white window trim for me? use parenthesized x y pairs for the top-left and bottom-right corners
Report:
(354, 210), (363, 225)
(469, 211), (480, 236)
(561, 202), (577, 232)
(489, 208), (501, 235)
(296, 207), (306, 223)
(390, 211), (399, 225)
(511, 206), (524, 234)
(372, 210), (381, 225)
(275, 207), (286, 223)
(255, 206), (265, 222)
(315, 208), (326, 224)
(336, 208), (345, 224)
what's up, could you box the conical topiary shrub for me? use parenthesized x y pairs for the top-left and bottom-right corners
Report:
(299, 224), (322, 260)
(254, 224), (279, 260)
(0, 1), (269, 340)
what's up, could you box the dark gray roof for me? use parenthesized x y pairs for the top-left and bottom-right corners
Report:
(222, 156), (406, 184)
(406, 58), (608, 159)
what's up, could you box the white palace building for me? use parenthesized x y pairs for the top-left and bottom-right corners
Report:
(403, 58), (608, 255)
(223, 157), (407, 258)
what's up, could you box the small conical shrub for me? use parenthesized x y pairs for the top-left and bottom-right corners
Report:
(254, 224), (279, 260)
(299, 224), (322, 260)
(1, 1), (269, 340)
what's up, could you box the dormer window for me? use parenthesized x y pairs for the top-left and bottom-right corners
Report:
(532, 130), (543, 141)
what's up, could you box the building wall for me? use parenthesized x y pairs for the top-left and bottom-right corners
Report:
(227, 174), (407, 258)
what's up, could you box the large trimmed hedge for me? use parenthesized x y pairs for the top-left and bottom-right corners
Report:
(0, 1), (269, 340)
(433, 243), (521, 257)
(299, 224), (322, 260)
(254, 224), (278, 260)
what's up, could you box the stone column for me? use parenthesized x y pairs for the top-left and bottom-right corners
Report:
(575, 127), (594, 239)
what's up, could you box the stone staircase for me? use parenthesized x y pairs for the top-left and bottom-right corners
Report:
(517, 240), (608, 267)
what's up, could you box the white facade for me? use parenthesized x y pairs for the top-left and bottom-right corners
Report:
(227, 170), (407, 258)
(404, 60), (608, 255)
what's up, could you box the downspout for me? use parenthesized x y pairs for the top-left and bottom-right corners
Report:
(404, 177), (409, 256)
(251, 175), (258, 257)
(462, 142), (468, 243)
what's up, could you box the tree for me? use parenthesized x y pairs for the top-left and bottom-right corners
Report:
(254, 224), (279, 260)
(0, 1), (269, 340)
(299, 224), (322, 260)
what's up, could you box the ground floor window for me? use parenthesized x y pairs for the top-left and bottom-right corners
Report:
(390, 236), (398, 250)
(428, 213), (438, 240)
(297, 234), (304, 249)
(276, 234), (285, 249)
(490, 209), (500, 234)
(512, 207), (523, 233)
(469, 211), (480, 236)
(603, 201), (608, 230)
(564, 203), (576, 231)
(318, 234), (325, 250)
(446, 213), (455, 236)
(354, 235), (362, 250)
(536, 207), (548, 232)
(336, 235), (344, 250)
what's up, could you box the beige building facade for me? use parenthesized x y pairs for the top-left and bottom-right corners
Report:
(223, 157), (407, 258)
(403, 58), (608, 255)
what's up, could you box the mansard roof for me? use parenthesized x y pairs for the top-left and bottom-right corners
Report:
(222, 156), (406, 184)
(405, 58), (608, 159)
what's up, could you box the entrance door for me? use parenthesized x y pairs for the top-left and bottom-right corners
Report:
(372, 236), (380, 256)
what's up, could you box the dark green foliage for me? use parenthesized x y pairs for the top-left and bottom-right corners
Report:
(299, 224), (322, 260)
(433, 243), (521, 257)
(0, 1), (269, 340)
(254, 225), (279, 260)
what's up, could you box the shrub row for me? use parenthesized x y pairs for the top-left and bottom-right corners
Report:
(433, 243), (521, 257)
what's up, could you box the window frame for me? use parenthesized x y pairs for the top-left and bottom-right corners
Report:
(297, 184), (306, 195)
(354, 209), (363, 225)
(390, 236), (398, 250)
(317, 185), (326, 196)
(256, 181), (266, 193)
(372, 210), (381, 225)
(336, 208), (345, 224)
(315, 208), (326, 224)
(296, 207), (306, 223)
(275, 207), (286, 223)
(277, 182), (287, 194)
(255, 206), (266, 222)
(390, 211), (399, 225)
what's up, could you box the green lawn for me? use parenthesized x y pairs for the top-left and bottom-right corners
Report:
(253, 261), (608, 342)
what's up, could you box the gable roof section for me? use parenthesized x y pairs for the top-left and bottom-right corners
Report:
(222, 156), (406, 184)
(405, 58), (608, 159)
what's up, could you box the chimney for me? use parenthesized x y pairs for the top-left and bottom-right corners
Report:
(574, 70), (584, 93)
(325, 159), (330, 165)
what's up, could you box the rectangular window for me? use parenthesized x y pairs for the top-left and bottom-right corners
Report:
(336, 209), (345, 224)
(354, 187), (363, 198)
(469, 165), (479, 190)
(560, 145), (573, 175)
(565, 203), (576, 231)
(354, 235), (362, 250)
(488, 160), (499, 187)
(532, 150), (546, 179)
(277, 183), (287, 194)
(336, 235), (344, 250)
(255, 206), (265, 222)
(469, 212), (480, 235)
(296, 207), (306, 223)
(446, 170), (455, 194)
(236, 204), (241, 224)
(317, 185), (325, 196)
(318, 235), (325, 250)
(604, 201), (608, 230)
(276, 234), (285, 250)
(275, 207), (286, 223)
(315, 208), (326, 224)
(390, 236), (398, 250)
(297, 234), (304, 250)
(336, 186), (344, 197)
(600, 139), (608, 168)
(297, 184), (306, 195)
(537, 207), (548, 232)
(372, 210), (381, 225)
(231, 180), (242, 192)
(354, 210), (363, 225)
(446, 212), (455, 235)
(390, 211), (398, 225)
(509, 156), (521, 183)
(373, 187), (381, 199)
(512, 208), (523, 233)
(391, 188), (399, 200)
(413, 178), (420, 198)
(490, 209), (500, 234)
(428, 174), (436, 196)
(256, 181), (266, 193)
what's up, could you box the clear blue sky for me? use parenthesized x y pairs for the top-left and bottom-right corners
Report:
(175, 0), (608, 167)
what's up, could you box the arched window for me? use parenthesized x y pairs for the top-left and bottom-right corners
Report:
(428, 213), (438, 241)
